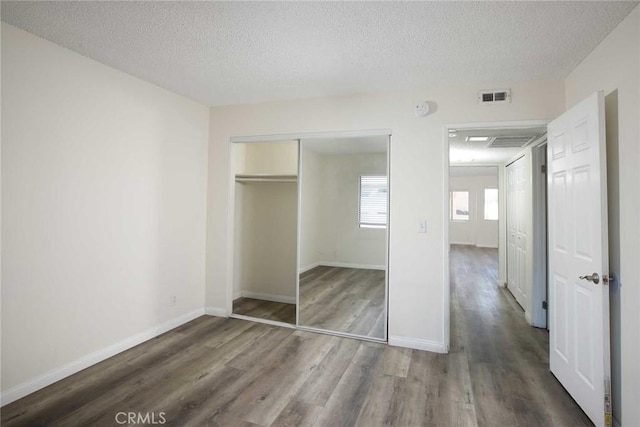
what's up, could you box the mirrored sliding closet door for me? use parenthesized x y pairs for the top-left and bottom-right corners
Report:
(298, 136), (389, 340)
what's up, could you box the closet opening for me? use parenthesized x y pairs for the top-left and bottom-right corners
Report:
(231, 140), (299, 327)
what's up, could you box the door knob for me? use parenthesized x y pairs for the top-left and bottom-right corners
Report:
(579, 273), (600, 284)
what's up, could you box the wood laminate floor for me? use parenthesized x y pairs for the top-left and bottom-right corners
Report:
(299, 266), (385, 338)
(2, 245), (591, 426)
(233, 297), (296, 325)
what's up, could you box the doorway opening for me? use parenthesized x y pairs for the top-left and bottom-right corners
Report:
(442, 122), (597, 426)
(445, 122), (549, 338)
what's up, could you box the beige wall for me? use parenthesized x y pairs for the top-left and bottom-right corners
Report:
(206, 80), (565, 351)
(299, 148), (324, 270)
(1, 24), (209, 401)
(300, 150), (387, 270)
(564, 6), (639, 425)
(240, 141), (298, 175)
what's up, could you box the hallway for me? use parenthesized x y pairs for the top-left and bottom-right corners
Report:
(450, 244), (592, 425)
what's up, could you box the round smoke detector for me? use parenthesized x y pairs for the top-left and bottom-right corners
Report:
(415, 102), (430, 117)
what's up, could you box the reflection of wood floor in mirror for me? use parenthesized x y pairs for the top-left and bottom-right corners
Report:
(299, 266), (386, 338)
(233, 297), (296, 324)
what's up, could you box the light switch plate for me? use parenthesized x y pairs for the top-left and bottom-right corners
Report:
(417, 219), (427, 233)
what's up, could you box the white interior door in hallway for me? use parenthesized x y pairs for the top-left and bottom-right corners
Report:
(548, 91), (610, 427)
(506, 155), (529, 310)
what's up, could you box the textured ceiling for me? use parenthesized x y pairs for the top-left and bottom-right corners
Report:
(2, 1), (637, 106)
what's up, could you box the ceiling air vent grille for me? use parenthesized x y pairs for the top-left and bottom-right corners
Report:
(478, 89), (511, 105)
(487, 135), (539, 148)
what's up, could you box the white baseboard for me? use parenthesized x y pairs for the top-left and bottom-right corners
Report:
(476, 244), (499, 249)
(299, 262), (321, 274)
(528, 315), (547, 329)
(233, 290), (242, 300)
(525, 311), (533, 325)
(241, 291), (295, 305)
(388, 336), (447, 354)
(300, 261), (386, 273)
(449, 241), (474, 246)
(205, 306), (228, 317)
(1, 308), (205, 407)
(321, 261), (386, 271)
(450, 242), (498, 249)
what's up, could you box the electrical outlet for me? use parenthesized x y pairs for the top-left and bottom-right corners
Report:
(170, 295), (177, 306)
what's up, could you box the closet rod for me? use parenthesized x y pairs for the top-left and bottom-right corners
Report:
(235, 174), (297, 183)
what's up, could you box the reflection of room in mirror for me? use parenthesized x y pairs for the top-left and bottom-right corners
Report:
(298, 136), (388, 339)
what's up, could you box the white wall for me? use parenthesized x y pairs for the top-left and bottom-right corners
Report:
(301, 150), (387, 271)
(1, 24), (209, 401)
(564, 6), (639, 425)
(449, 169), (499, 248)
(206, 80), (565, 352)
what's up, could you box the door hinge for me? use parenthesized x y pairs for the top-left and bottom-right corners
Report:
(542, 301), (548, 310)
(541, 164), (547, 173)
(604, 378), (612, 427)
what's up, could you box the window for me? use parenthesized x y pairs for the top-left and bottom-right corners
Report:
(450, 191), (470, 221)
(484, 188), (499, 220)
(359, 175), (387, 228)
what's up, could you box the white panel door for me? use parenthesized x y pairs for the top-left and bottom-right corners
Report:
(515, 156), (529, 308)
(548, 91), (610, 427)
(506, 164), (517, 302)
(506, 157), (527, 310)
(506, 165), (516, 297)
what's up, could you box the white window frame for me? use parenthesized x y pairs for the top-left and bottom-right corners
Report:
(358, 174), (388, 229)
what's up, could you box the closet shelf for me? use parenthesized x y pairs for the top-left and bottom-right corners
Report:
(235, 174), (298, 183)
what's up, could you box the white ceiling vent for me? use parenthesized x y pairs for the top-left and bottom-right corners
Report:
(487, 134), (540, 148)
(478, 89), (511, 105)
